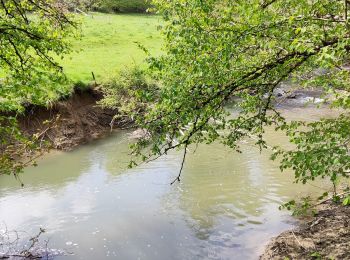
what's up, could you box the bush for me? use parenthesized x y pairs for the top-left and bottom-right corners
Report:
(95, 0), (152, 13)
(58, 0), (99, 12)
(58, 0), (152, 13)
(98, 66), (159, 121)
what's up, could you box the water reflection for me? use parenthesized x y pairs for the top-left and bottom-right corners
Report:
(0, 110), (334, 260)
(165, 141), (299, 259)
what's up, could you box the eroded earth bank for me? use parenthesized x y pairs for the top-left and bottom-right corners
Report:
(18, 88), (123, 151)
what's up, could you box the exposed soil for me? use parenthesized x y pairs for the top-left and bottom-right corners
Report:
(261, 202), (350, 260)
(16, 85), (324, 151)
(17, 88), (125, 151)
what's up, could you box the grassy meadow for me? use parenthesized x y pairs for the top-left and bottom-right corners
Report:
(61, 13), (163, 83)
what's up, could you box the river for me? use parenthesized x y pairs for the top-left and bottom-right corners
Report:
(0, 107), (335, 259)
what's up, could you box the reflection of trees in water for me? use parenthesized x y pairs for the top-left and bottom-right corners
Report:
(102, 133), (133, 176)
(0, 149), (90, 191)
(171, 134), (327, 243)
(0, 133), (131, 231)
(0, 132), (130, 191)
(174, 141), (291, 240)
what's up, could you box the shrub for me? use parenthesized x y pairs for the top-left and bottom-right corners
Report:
(98, 66), (159, 122)
(57, 0), (99, 12)
(95, 0), (152, 13)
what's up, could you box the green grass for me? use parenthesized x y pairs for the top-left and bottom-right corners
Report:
(60, 13), (163, 83)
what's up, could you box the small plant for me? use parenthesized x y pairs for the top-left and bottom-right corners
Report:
(310, 251), (322, 259)
(280, 196), (317, 217)
(280, 187), (350, 215)
(342, 186), (350, 204)
(342, 196), (350, 205)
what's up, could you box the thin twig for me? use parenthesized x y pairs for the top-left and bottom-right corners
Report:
(291, 231), (303, 248)
(170, 142), (188, 185)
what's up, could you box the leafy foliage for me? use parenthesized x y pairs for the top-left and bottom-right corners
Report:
(98, 66), (159, 123)
(279, 196), (317, 216)
(121, 0), (350, 192)
(95, 0), (152, 13)
(0, 116), (50, 181)
(58, 0), (152, 13)
(273, 115), (350, 184)
(0, 0), (77, 111)
(59, 0), (99, 12)
(0, 0), (77, 177)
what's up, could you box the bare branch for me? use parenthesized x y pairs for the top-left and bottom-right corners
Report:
(170, 142), (188, 185)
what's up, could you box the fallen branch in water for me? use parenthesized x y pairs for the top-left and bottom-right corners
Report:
(0, 225), (68, 259)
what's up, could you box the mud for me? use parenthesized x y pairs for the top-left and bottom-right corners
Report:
(261, 202), (350, 260)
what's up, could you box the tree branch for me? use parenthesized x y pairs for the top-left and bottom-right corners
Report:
(170, 142), (188, 185)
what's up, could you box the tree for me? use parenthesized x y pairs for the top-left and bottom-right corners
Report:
(60, 0), (101, 12)
(0, 0), (77, 111)
(96, 0), (151, 13)
(127, 0), (350, 198)
(0, 0), (77, 178)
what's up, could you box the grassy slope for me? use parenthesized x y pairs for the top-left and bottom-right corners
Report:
(60, 13), (162, 83)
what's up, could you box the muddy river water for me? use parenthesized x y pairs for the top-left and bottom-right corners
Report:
(0, 107), (337, 259)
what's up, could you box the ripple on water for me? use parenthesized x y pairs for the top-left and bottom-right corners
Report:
(0, 128), (332, 259)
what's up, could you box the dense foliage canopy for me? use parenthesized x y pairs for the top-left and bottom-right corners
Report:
(96, 0), (151, 13)
(0, 0), (77, 111)
(127, 0), (350, 199)
(64, 0), (152, 13)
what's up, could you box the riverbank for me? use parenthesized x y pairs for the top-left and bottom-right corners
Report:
(260, 201), (350, 259)
(18, 87), (127, 151)
(13, 86), (349, 259)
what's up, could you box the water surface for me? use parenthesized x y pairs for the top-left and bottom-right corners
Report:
(0, 108), (333, 259)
